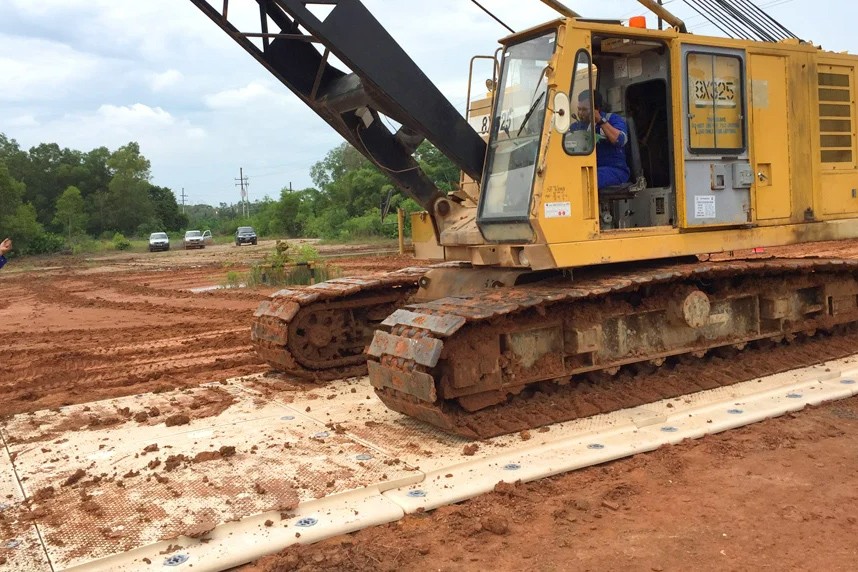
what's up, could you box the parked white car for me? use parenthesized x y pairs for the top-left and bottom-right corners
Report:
(148, 232), (170, 252)
(182, 230), (206, 249)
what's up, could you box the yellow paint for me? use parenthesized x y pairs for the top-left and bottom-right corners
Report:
(462, 18), (858, 269)
(749, 53), (791, 220)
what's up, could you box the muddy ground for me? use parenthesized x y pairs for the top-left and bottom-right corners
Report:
(2, 238), (858, 571)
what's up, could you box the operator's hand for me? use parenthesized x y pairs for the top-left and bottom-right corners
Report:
(0, 238), (11, 255)
(593, 109), (603, 124)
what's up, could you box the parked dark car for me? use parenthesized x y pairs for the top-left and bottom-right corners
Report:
(148, 232), (170, 252)
(235, 226), (258, 246)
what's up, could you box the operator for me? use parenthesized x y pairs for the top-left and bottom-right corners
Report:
(0, 238), (11, 270)
(569, 91), (630, 188)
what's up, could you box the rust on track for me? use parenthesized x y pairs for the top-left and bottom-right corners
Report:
(250, 267), (428, 380)
(369, 258), (858, 437)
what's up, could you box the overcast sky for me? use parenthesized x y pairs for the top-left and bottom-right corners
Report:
(1, 0), (850, 206)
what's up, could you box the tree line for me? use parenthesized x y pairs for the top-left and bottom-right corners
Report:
(0, 134), (187, 254)
(0, 133), (457, 254)
(185, 142), (458, 241)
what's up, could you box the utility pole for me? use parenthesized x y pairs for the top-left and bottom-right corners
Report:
(180, 187), (188, 214)
(235, 168), (250, 217)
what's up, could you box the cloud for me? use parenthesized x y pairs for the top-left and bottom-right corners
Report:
(0, 35), (103, 103)
(204, 82), (288, 109)
(6, 115), (39, 128)
(150, 69), (184, 92)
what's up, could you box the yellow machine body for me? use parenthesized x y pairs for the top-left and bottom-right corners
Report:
(433, 19), (858, 271)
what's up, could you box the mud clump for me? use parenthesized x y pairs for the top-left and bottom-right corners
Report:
(192, 446), (236, 464)
(63, 469), (87, 487)
(194, 451), (221, 463)
(480, 515), (509, 536)
(164, 454), (187, 472)
(143, 444), (159, 453)
(183, 508), (219, 538)
(462, 443), (479, 456)
(164, 414), (190, 427)
(34, 486), (55, 501)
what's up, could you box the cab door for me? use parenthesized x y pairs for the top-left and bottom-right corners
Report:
(749, 53), (792, 220)
(535, 27), (600, 247)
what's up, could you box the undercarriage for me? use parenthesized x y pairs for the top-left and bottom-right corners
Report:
(252, 258), (858, 437)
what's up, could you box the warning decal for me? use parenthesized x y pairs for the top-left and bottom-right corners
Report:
(694, 195), (717, 219)
(544, 201), (571, 218)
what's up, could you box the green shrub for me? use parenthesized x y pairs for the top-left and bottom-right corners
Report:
(223, 271), (242, 288)
(112, 232), (132, 251)
(294, 244), (320, 263)
(25, 232), (66, 255)
(247, 262), (340, 287)
(246, 244), (339, 287)
(71, 236), (100, 255)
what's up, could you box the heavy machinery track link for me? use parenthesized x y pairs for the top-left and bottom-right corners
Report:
(251, 267), (429, 380)
(369, 258), (858, 438)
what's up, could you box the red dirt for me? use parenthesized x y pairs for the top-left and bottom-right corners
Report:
(248, 396), (858, 572)
(3, 239), (858, 570)
(0, 241), (413, 417)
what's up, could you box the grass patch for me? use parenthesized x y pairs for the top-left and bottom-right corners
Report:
(233, 242), (342, 287)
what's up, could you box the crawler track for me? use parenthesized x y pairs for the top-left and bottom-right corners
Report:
(250, 267), (428, 380)
(370, 258), (858, 437)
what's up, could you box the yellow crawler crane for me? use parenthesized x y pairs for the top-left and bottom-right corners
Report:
(192, 0), (858, 437)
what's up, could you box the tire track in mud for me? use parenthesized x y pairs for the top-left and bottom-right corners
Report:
(0, 267), (267, 416)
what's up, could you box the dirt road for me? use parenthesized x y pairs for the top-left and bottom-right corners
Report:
(2, 239), (858, 570)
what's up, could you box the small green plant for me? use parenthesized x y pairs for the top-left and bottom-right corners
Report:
(112, 232), (132, 251)
(245, 242), (340, 287)
(223, 270), (243, 288)
(294, 244), (320, 263)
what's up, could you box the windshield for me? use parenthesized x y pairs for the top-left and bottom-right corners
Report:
(478, 32), (555, 229)
(238, 227), (255, 233)
(185, 231), (201, 238)
(150, 233), (167, 239)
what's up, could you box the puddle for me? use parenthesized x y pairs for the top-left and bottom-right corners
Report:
(188, 284), (247, 293)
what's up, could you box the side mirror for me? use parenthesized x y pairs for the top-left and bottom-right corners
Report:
(552, 91), (571, 133)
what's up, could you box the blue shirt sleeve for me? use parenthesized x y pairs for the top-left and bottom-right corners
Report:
(607, 114), (628, 148)
(0, 255), (6, 270)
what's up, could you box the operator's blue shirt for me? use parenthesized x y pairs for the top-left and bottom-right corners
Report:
(0, 255), (6, 270)
(570, 112), (630, 188)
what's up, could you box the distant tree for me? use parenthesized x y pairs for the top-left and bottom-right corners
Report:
(53, 185), (88, 241)
(0, 163), (51, 253)
(106, 142), (154, 234)
(0, 134), (28, 180)
(414, 141), (459, 193)
(310, 143), (369, 190)
(148, 185), (188, 231)
(81, 146), (113, 236)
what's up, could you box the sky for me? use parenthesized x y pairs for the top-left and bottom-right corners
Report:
(0, 0), (851, 206)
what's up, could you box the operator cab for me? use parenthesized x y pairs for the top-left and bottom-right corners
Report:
(476, 25), (680, 239)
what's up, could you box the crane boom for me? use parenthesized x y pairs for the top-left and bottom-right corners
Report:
(188, 0), (487, 213)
